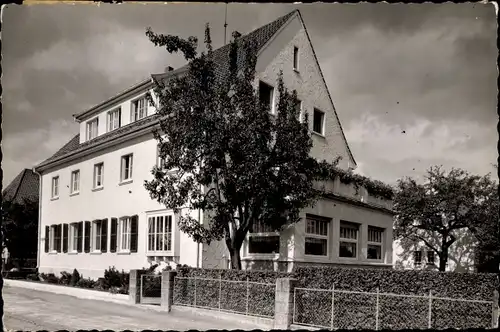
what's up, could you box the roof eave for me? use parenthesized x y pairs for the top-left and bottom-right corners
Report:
(73, 78), (153, 122)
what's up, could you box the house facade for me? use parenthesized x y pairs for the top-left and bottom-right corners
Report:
(34, 10), (394, 279)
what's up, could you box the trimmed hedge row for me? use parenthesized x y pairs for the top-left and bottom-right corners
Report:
(174, 267), (286, 317)
(293, 266), (499, 300)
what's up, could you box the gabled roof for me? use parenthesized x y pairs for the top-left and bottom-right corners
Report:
(2, 169), (39, 205)
(35, 9), (357, 171)
(35, 10), (298, 172)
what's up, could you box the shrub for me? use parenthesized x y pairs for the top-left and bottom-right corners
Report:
(59, 271), (72, 285)
(26, 273), (40, 281)
(76, 277), (96, 289)
(104, 266), (129, 290)
(70, 269), (81, 286)
(40, 273), (60, 284)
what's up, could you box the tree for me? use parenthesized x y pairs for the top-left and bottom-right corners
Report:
(1, 198), (39, 268)
(393, 166), (499, 272)
(143, 25), (335, 269)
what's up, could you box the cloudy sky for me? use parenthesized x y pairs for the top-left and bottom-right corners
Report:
(2, 3), (497, 188)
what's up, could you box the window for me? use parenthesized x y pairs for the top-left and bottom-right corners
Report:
(305, 216), (329, 256)
(86, 118), (99, 141)
(119, 217), (132, 251)
(248, 220), (280, 254)
(70, 170), (80, 194)
(414, 250), (422, 267)
(107, 108), (121, 132)
(427, 250), (435, 265)
(51, 176), (59, 198)
(259, 81), (275, 113)
(92, 220), (104, 251)
(50, 225), (57, 251)
(147, 215), (173, 252)
(313, 108), (325, 135)
(121, 154), (133, 182)
(69, 223), (79, 252)
(131, 97), (148, 122)
(295, 99), (302, 120)
(293, 46), (299, 71)
(93, 163), (104, 188)
(339, 221), (359, 258)
(367, 226), (384, 260)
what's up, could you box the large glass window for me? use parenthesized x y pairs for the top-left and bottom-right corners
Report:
(339, 221), (359, 258)
(305, 216), (329, 256)
(147, 215), (173, 252)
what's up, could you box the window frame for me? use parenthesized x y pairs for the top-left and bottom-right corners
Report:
(120, 154), (133, 183)
(118, 217), (132, 252)
(414, 250), (423, 267)
(147, 214), (174, 255)
(131, 96), (148, 122)
(51, 176), (59, 199)
(70, 170), (80, 194)
(339, 221), (359, 259)
(293, 46), (299, 71)
(93, 163), (104, 189)
(304, 215), (330, 257)
(107, 107), (121, 132)
(258, 81), (275, 114)
(367, 226), (384, 261)
(86, 117), (99, 141)
(246, 220), (280, 256)
(69, 222), (79, 253)
(426, 250), (435, 265)
(49, 225), (57, 252)
(92, 220), (104, 252)
(313, 108), (325, 135)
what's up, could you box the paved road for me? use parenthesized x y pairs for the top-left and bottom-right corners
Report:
(3, 285), (260, 331)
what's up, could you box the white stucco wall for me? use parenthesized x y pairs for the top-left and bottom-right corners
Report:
(39, 133), (200, 279)
(255, 15), (354, 169)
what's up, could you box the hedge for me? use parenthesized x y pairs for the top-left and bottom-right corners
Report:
(174, 267), (289, 317)
(292, 266), (499, 329)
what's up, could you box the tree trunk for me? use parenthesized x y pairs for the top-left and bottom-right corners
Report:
(229, 247), (242, 270)
(439, 244), (449, 272)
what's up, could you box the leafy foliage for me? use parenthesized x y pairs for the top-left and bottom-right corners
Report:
(70, 268), (81, 286)
(393, 166), (499, 272)
(143, 25), (337, 269)
(1, 198), (38, 263)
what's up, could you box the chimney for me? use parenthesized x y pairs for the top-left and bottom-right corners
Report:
(164, 66), (174, 72)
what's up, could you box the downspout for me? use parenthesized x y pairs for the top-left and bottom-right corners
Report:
(32, 167), (42, 270)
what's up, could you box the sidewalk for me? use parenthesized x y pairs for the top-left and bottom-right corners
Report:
(3, 283), (264, 331)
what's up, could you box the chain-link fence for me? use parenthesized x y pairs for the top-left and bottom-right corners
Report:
(173, 276), (276, 318)
(140, 274), (162, 305)
(293, 286), (497, 330)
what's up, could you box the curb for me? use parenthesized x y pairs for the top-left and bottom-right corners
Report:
(4, 279), (129, 305)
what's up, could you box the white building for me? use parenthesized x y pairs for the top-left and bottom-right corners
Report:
(34, 10), (395, 279)
(393, 228), (477, 272)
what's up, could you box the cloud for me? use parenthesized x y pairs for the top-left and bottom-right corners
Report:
(345, 113), (497, 184)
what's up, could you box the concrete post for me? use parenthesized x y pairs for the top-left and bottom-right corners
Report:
(274, 278), (297, 329)
(161, 270), (177, 312)
(129, 269), (146, 304)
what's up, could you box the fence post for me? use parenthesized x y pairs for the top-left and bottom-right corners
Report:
(128, 269), (146, 304)
(492, 290), (499, 328)
(160, 270), (177, 312)
(428, 290), (433, 329)
(194, 276), (197, 307)
(330, 285), (335, 330)
(375, 288), (380, 330)
(274, 278), (297, 329)
(219, 274), (222, 311)
(246, 277), (250, 315)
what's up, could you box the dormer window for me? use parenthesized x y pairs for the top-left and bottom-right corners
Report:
(107, 108), (121, 132)
(86, 118), (99, 141)
(131, 96), (148, 122)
